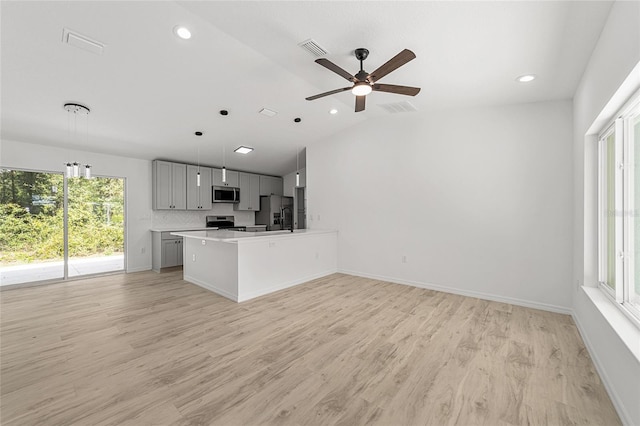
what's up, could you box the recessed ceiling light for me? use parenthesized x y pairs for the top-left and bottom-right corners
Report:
(234, 146), (253, 154)
(516, 74), (536, 83)
(329, 109), (338, 115)
(173, 26), (191, 40)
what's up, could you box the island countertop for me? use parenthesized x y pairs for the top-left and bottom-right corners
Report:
(171, 229), (336, 243)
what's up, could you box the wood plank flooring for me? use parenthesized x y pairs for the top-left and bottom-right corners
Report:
(0, 271), (621, 425)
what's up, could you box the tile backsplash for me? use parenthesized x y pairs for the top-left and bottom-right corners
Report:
(152, 204), (255, 228)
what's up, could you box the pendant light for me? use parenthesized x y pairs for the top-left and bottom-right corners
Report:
(222, 146), (227, 183)
(194, 132), (203, 187)
(295, 146), (300, 187)
(63, 103), (92, 179)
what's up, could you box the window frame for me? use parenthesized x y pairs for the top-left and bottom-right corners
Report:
(597, 89), (640, 327)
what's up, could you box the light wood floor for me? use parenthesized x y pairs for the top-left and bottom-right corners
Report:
(0, 271), (620, 426)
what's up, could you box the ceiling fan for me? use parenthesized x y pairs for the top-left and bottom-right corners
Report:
(306, 48), (421, 112)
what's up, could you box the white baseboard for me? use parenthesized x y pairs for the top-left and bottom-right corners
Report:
(338, 269), (572, 315)
(183, 274), (239, 302)
(126, 265), (151, 273)
(237, 269), (338, 302)
(572, 310), (634, 426)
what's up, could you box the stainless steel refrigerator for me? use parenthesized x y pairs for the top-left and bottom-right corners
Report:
(255, 195), (294, 231)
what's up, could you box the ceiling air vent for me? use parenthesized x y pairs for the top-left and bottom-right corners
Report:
(62, 28), (105, 55)
(298, 39), (328, 58)
(378, 101), (418, 114)
(259, 108), (278, 117)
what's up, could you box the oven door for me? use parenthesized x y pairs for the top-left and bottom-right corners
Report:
(212, 186), (240, 203)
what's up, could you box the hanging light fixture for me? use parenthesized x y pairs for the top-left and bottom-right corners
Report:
(295, 146), (300, 187)
(222, 146), (227, 183)
(63, 103), (92, 179)
(194, 132), (203, 187)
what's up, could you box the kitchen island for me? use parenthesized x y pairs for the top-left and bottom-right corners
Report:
(171, 229), (337, 302)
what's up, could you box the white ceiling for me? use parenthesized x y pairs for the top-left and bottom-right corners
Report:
(1, 1), (613, 176)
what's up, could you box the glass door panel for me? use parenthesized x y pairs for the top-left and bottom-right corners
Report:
(0, 169), (64, 285)
(67, 176), (125, 277)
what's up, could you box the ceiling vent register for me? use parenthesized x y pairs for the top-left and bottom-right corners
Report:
(378, 101), (418, 114)
(298, 39), (328, 58)
(62, 28), (104, 55)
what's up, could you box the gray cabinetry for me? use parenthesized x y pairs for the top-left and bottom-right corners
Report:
(186, 165), (212, 210)
(153, 160), (186, 210)
(213, 168), (239, 187)
(152, 231), (183, 272)
(259, 175), (283, 196)
(235, 172), (260, 211)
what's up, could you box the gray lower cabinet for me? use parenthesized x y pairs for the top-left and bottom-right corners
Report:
(152, 231), (184, 272)
(186, 165), (212, 210)
(235, 172), (260, 211)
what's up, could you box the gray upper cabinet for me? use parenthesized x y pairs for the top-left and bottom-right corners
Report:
(235, 172), (260, 211)
(259, 175), (283, 196)
(153, 160), (186, 210)
(186, 165), (212, 210)
(212, 168), (239, 187)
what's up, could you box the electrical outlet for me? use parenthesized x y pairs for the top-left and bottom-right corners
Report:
(192, 254), (196, 262)
(402, 255), (407, 263)
(141, 247), (145, 254)
(201, 240), (206, 245)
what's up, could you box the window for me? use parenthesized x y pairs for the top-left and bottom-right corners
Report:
(598, 90), (640, 323)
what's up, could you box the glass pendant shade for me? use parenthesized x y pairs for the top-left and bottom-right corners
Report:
(222, 167), (227, 183)
(84, 165), (91, 179)
(296, 172), (300, 187)
(196, 172), (201, 187)
(72, 162), (80, 178)
(66, 163), (73, 178)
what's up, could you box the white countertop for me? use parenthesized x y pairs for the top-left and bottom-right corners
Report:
(171, 229), (336, 243)
(150, 226), (215, 232)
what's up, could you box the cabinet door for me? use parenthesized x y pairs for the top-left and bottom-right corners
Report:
(162, 239), (180, 268)
(153, 161), (173, 210)
(198, 167), (212, 210)
(249, 173), (261, 210)
(213, 168), (239, 187)
(271, 177), (283, 196)
(236, 172), (251, 210)
(259, 175), (273, 196)
(186, 165), (200, 210)
(171, 163), (187, 210)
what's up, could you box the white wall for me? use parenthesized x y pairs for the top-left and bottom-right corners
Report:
(572, 1), (640, 424)
(308, 100), (573, 312)
(1, 139), (154, 272)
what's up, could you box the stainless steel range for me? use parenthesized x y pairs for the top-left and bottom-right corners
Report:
(205, 215), (246, 231)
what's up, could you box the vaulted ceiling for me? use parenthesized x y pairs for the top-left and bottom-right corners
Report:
(1, 1), (613, 176)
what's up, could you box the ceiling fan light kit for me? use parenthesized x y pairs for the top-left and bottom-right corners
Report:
(306, 47), (421, 112)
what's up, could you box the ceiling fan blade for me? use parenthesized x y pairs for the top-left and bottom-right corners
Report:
(355, 95), (366, 112)
(306, 87), (352, 101)
(367, 49), (416, 83)
(315, 58), (357, 82)
(372, 83), (421, 96)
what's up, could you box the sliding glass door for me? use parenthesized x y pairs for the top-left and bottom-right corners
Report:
(0, 169), (64, 285)
(67, 176), (125, 277)
(0, 168), (125, 286)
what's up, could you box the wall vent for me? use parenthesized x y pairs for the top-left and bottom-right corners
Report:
(62, 28), (104, 55)
(378, 101), (418, 114)
(298, 39), (328, 57)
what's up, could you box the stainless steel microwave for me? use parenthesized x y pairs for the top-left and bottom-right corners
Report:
(212, 186), (240, 203)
